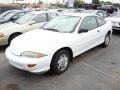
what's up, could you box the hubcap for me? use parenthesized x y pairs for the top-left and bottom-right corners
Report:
(105, 35), (110, 45)
(57, 54), (69, 71)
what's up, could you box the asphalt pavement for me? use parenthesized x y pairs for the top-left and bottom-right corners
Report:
(0, 31), (120, 90)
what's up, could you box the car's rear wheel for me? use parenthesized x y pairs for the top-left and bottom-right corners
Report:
(50, 50), (70, 74)
(8, 33), (22, 45)
(102, 33), (111, 47)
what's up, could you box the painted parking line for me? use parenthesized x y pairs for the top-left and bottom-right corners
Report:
(80, 61), (120, 81)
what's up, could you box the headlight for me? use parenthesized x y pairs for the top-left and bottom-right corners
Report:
(20, 51), (47, 58)
(0, 33), (4, 38)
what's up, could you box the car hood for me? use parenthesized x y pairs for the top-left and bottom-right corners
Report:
(9, 29), (72, 56)
(0, 22), (20, 33)
(105, 17), (120, 22)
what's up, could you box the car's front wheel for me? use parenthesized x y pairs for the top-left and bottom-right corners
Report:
(102, 33), (111, 47)
(50, 50), (71, 74)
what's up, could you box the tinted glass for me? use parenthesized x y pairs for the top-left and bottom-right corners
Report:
(97, 11), (104, 18)
(43, 15), (81, 33)
(48, 13), (57, 21)
(33, 13), (46, 23)
(2, 11), (16, 20)
(15, 13), (35, 24)
(96, 17), (106, 26)
(80, 16), (98, 30)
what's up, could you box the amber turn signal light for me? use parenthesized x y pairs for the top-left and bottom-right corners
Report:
(27, 64), (36, 68)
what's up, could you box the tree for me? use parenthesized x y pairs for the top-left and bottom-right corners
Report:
(105, 1), (112, 5)
(38, 0), (43, 4)
(92, 0), (100, 4)
(100, 1), (105, 5)
(74, 0), (85, 8)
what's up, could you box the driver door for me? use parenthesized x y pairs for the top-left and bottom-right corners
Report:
(74, 16), (101, 55)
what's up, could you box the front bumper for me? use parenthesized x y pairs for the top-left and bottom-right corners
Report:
(5, 47), (52, 73)
(112, 26), (120, 30)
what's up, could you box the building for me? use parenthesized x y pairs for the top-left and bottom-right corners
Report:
(0, 0), (39, 3)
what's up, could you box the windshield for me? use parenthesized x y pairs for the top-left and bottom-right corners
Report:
(0, 11), (12, 18)
(2, 11), (17, 20)
(15, 13), (35, 24)
(43, 15), (81, 33)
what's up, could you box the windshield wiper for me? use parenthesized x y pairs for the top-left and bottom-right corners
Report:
(43, 28), (59, 32)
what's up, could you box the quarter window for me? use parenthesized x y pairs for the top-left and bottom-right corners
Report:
(96, 17), (106, 26)
(97, 11), (104, 18)
(80, 16), (98, 30)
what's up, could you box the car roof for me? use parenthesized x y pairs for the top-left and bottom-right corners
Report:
(61, 13), (96, 18)
(83, 10), (107, 15)
(29, 11), (58, 15)
(83, 10), (102, 13)
(6, 10), (31, 13)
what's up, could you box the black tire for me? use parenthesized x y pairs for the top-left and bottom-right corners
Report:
(8, 33), (21, 45)
(50, 49), (71, 74)
(102, 33), (111, 47)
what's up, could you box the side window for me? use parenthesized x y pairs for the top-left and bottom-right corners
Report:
(96, 17), (106, 26)
(80, 16), (98, 31)
(97, 11), (104, 18)
(16, 12), (25, 18)
(33, 13), (46, 23)
(103, 13), (108, 18)
(48, 13), (57, 21)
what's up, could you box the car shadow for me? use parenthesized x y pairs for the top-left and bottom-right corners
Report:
(0, 45), (8, 53)
(113, 30), (120, 36)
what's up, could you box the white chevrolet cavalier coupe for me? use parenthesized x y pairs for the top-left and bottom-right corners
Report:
(6, 13), (112, 74)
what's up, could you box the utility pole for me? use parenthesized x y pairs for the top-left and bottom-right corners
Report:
(13, 0), (14, 3)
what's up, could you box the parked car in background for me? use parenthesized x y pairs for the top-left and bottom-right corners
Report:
(0, 10), (30, 24)
(83, 10), (109, 19)
(0, 11), (59, 46)
(0, 6), (22, 14)
(49, 9), (65, 13)
(98, 5), (117, 14)
(6, 13), (112, 74)
(62, 9), (85, 14)
(105, 12), (120, 30)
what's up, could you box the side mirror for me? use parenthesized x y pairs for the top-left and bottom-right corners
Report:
(78, 29), (88, 33)
(28, 21), (36, 25)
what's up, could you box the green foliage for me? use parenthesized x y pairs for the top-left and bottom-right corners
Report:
(92, 0), (100, 4)
(100, 0), (120, 8)
(105, 1), (112, 5)
(38, 0), (43, 4)
(51, 3), (67, 8)
(113, 3), (120, 8)
(74, 0), (85, 8)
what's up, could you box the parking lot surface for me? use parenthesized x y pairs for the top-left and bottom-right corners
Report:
(0, 31), (120, 90)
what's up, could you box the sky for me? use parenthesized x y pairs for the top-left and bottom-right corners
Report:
(0, 0), (120, 4)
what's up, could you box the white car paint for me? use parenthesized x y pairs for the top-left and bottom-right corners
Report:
(0, 11), (59, 45)
(6, 13), (112, 73)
